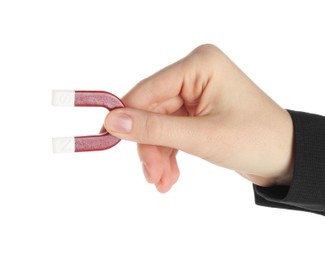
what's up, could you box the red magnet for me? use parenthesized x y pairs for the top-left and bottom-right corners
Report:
(52, 90), (124, 153)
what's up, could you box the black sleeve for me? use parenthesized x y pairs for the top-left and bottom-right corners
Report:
(253, 110), (325, 216)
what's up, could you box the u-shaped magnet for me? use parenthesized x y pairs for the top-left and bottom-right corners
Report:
(52, 90), (124, 153)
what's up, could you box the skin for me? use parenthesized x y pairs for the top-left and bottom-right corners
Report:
(104, 44), (294, 193)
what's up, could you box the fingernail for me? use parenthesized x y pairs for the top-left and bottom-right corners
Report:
(107, 113), (132, 133)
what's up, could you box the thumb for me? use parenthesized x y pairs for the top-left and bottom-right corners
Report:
(104, 108), (205, 154)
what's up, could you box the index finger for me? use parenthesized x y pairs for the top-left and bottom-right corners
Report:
(122, 59), (185, 110)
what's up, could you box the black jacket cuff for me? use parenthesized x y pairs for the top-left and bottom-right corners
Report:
(254, 110), (325, 215)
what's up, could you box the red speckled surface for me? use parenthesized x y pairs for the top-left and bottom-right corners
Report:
(75, 91), (124, 110)
(74, 91), (124, 152)
(75, 133), (121, 152)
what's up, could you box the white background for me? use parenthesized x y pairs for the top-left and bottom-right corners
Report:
(0, 0), (324, 259)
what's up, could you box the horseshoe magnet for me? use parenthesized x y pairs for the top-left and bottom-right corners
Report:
(52, 90), (124, 153)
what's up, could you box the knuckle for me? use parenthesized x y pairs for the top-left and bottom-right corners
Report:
(185, 44), (224, 72)
(191, 44), (222, 60)
(142, 114), (163, 144)
(193, 43), (220, 54)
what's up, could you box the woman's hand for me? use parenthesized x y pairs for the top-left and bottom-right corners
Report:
(104, 44), (294, 192)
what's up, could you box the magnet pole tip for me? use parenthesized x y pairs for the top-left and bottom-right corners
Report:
(52, 137), (75, 153)
(52, 90), (75, 107)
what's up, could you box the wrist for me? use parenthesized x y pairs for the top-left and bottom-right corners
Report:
(270, 109), (295, 186)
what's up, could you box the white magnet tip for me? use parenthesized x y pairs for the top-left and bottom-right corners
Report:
(52, 137), (75, 153)
(52, 90), (75, 107)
